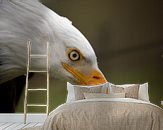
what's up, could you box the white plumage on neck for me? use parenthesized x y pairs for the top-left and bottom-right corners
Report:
(0, 0), (97, 83)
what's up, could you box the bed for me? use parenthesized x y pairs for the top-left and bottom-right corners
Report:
(43, 98), (163, 130)
(24, 82), (163, 130)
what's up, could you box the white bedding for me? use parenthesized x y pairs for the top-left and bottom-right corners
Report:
(43, 98), (163, 130)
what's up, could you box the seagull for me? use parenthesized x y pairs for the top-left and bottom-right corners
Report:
(0, 0), (107, 86)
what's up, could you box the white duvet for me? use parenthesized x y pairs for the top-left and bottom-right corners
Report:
(41, 98), (163, 130)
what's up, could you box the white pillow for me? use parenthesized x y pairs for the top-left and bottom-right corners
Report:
(66, 82), (75, 103)
(66, 82), (112, 103)
(139, 83), (149, 102)
(84, 93), (125, 99)
(109, 82), (150, 102)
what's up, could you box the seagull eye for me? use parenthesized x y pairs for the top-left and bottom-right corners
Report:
(68, 50), (80, 61)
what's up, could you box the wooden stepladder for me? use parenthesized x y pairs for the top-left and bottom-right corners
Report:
(24, 41), (50, 124)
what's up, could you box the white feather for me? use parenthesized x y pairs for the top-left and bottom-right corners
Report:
(0, 0), (97, 83)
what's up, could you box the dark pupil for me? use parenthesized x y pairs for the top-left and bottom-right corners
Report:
(73, 53), (77, 58)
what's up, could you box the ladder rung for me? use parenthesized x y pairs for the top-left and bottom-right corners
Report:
(29, 70), (47, 72)
(28, 88), (47, 91)
(30, 54), (47, 58)
(27, 104), (47, 107)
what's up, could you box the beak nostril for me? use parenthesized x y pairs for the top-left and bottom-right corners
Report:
(93, 76), (100, 80)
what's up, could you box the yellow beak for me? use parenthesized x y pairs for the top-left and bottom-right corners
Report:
(62, 62), (107, 85)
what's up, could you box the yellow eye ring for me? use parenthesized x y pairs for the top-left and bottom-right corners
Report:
(68, 50), (80, 61)
(67, 48), (84, 62)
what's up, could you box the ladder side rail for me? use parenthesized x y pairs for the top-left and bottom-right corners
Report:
(46, 41), (50, 115)
(24, 41), (31, 124)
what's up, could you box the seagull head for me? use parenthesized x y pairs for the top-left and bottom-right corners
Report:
(49, 15), (107, 85)
(0, 0), (107, 85)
